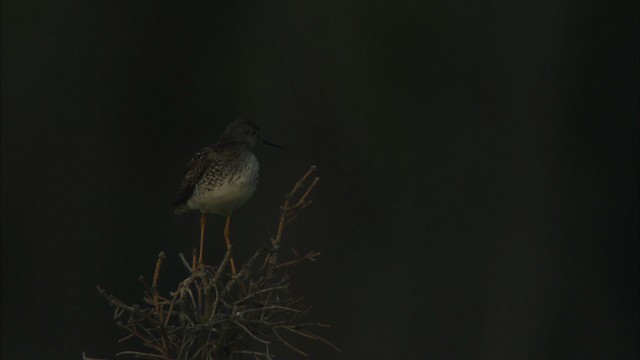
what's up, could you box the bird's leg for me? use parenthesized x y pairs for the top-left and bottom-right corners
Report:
(224, 214), (238, 276)
(198, 213), (206, 268)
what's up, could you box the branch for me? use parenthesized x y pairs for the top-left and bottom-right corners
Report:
(91, 166), (337, 360)
(268, 166), (320, 275)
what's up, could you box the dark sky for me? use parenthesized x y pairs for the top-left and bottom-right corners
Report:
(1, 1), (638, 359)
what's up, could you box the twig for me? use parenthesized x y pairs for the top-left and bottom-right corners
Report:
(289, 165), (316, 197)
(233, 321), (271, 345)
(92, 166), (336, 360)
(82, 353), (107, 360)
(279, 325), (342, 352)
(232, 285), (289, 306)
(276, 251), (321, 269)
(116, 351), (165, 359)
(292, 177), (320, 210)
(268, 166), (320, 276)
(231, 350), (273, 359)
(150, 252), (171, 359)
(273, 329), (308, 357)
(178, 253), (193, 272)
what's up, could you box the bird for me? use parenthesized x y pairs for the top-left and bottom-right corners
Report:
(173, 118), (285, 273)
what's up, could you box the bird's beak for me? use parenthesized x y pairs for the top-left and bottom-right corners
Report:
(259, 135), (287, 150)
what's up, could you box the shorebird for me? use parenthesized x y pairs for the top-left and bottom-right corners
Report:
(173, 118), (285, 273)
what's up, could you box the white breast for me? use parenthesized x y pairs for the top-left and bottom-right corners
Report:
(187, 153), (259, 215)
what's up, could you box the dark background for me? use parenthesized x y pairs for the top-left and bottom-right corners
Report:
(1, 1), (638, 359)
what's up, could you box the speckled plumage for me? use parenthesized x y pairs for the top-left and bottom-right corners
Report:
(173, 119), (265, 215)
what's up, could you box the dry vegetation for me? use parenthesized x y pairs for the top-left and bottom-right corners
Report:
(85, 166), (338, 360)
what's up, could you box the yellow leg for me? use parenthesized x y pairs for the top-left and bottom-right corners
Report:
(224, 214), (238, 276)
(198, 213), (206, 268)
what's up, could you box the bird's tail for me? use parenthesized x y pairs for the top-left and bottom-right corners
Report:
(172, 201), (190, 214)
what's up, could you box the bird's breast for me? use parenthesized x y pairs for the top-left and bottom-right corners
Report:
(188, 153), (259, 215)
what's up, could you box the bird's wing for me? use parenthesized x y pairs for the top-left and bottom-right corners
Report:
(173, 146), (217, 212)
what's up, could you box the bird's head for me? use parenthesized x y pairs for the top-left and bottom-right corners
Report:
(219, 118), (286, 150)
